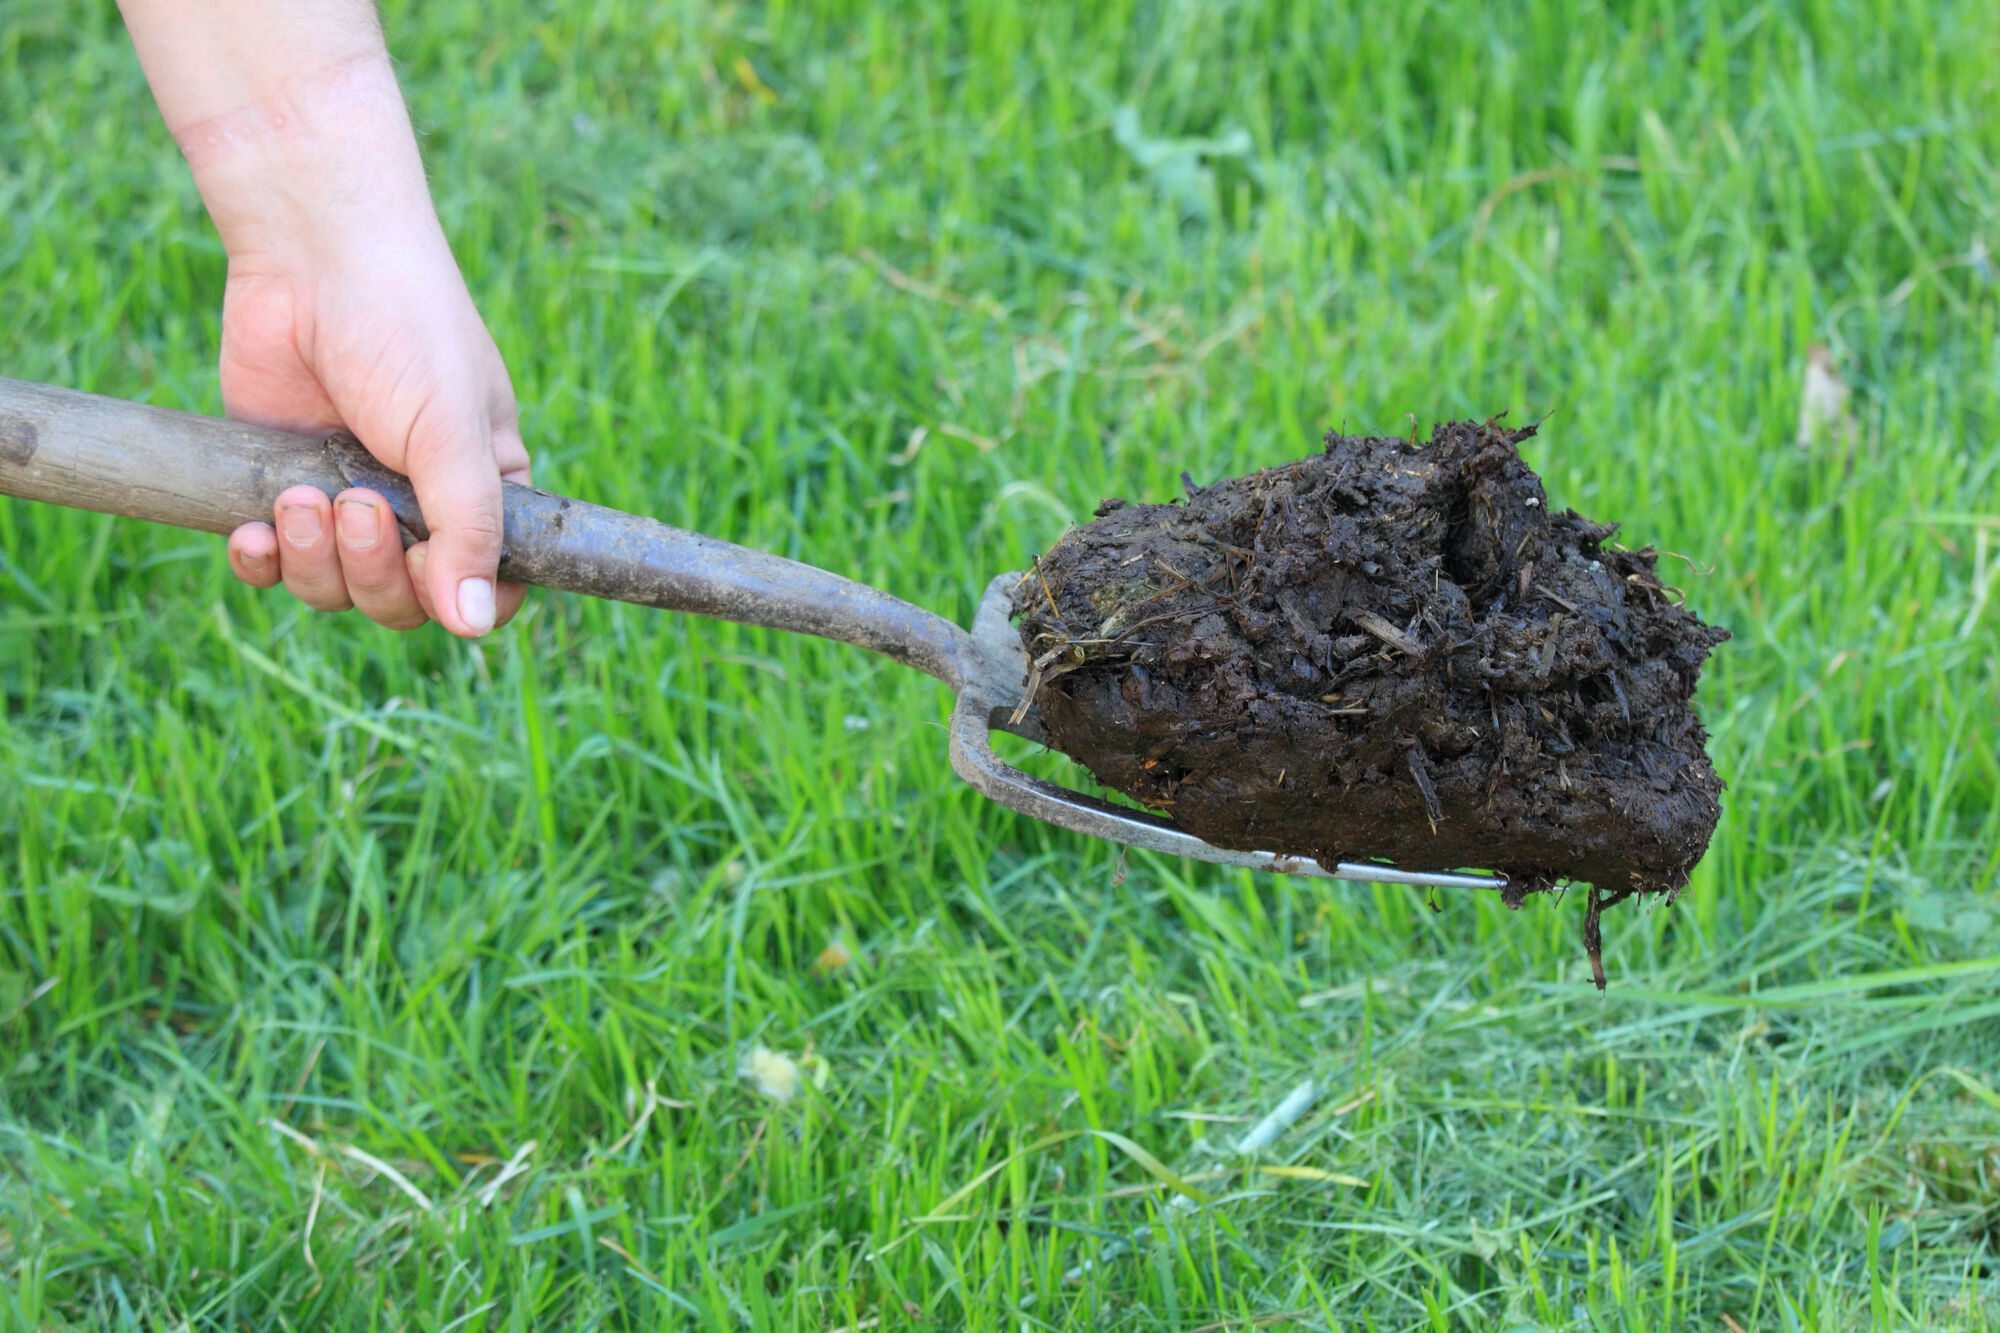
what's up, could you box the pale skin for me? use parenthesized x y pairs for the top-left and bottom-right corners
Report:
(116, 0), (526, 635)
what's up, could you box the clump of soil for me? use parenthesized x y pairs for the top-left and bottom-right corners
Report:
(1013, 419), (1728, 980)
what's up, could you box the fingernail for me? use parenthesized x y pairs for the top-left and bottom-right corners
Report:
(241, 552), (268, 574)
(337, 499), (381, 550)
(280, 504), (322, 547)
(458, 577), (496, 634)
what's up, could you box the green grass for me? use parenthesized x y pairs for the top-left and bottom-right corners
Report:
(4, 0), (1999, 1327)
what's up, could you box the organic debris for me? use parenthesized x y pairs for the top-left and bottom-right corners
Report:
(1014, 419), (1729, 982)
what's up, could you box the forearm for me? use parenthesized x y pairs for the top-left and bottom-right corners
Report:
(117, 0), (437, 261)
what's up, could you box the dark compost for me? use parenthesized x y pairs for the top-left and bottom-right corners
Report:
(1013, 420), (1728, 976)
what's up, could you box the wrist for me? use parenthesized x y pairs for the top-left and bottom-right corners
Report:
(176, 53), (441, 268)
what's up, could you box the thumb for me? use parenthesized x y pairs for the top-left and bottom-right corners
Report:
(403, 402), (505, 638)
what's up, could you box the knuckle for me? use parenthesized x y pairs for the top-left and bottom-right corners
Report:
(336, 544), (403, 592)
(423, 508), (505, 560)
(299, 591), (354, 615)
(402, 392), (484, 462)
(448, 513), (505, 549)
(284, 568), (351, 613)
(342, 565), (403, 600)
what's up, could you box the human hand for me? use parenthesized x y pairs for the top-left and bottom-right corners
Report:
(215, 227), (531, 636)
(119, 7), (525, 636)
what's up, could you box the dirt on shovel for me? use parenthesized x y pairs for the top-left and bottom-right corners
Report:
(1012, 419), (1728, 985)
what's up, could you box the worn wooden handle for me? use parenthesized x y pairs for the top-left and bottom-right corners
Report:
(0, 376), (359, 536)
(0, 376), (994, 689)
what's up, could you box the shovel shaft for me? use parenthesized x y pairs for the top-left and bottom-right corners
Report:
(0, 377), (981, 688)
(0, 376), (352, 536)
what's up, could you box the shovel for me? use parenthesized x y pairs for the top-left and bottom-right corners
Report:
(0, 377), (1504, 892)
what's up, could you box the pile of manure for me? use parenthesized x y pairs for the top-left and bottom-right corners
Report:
(1013, 418), (1729, 986)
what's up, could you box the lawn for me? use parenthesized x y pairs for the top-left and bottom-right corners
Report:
(3, 1), (1998, 1328)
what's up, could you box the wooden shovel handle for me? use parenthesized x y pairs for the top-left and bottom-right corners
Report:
(0, 376), (360, 538)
